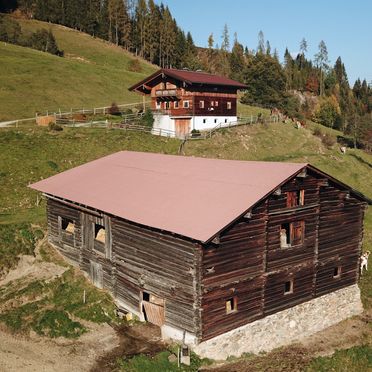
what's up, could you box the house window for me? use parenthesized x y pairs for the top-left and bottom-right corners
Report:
(93, 223), (106, 255)
(284, 280), (294, 294)
(287, 190), (305, 208)
(227, 101), (232, 109)
(183, 100), (190, 108)
(215, 101), (219, 106)
(60, 217), (75, 234)
(280, 221), (305, 248)
(155, 101), (161, 109)
(174, 101), (179, 109)
(225, 297), (237, 314)
(211, 101), (214, 107)
(199, 100), (204, 109)
(333, 266), (341, 278)
(203, 119), (206, 124)
(165, 101), (170, 109)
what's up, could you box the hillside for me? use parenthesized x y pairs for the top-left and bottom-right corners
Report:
(0, 17), (157, 121)
(0, 122), (371, 370)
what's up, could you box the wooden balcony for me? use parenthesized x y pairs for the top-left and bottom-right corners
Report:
(154, 89), (181, 98)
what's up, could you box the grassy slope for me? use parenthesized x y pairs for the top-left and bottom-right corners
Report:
(0, 17), (272, 121)
(0, 17), (157, 121)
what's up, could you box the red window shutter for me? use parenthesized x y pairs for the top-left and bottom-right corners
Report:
(291, 221), (304, 245)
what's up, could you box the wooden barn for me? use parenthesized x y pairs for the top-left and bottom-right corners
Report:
(129, 68), (247, 137)
(30, 152), (370, 357)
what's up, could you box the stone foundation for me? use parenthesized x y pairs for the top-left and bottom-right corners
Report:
(193, 284), (363, 360)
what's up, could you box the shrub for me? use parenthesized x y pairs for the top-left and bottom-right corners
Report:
(25, 29), (64, 57)
(48, 122), (63, 131)
(0, 15), (21, 43)
(321, 133), (336, 148)
(313, 127), (323, 137)
(128, 58), (142, 72)
(108, 102), (121, 115)
(140, 108), (154, 128)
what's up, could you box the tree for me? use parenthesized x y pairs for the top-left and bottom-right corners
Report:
(221, 24), (230, 52)
(314, 40), (329, 96)
(299, 38), (307, 55)
(265, 40), (271, 56)
(208, 33), (214, 49)
(284, 48), (293, 90)
(241, 54), (287, 108)
(257, 30), (265, 54)
(229, 36), (245, 82)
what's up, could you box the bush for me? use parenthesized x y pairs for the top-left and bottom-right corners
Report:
(140, 108), (154, 128)
(128, 58), (142, 73)
(0, 15), (21, 43)
(48, 122), (63, 131)
(108, 102), (121, 115)
(25, 29), (64, 57)
(321, 133), (336, 148)
(313, 127), (323, 137)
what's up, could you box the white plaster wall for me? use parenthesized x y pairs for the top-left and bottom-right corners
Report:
(192, 116), (237, 131)
(152, 114), (175, 137)
(193, 284), (363, 360)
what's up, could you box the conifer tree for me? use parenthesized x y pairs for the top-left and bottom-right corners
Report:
(314, 40), (329, 96)
(257, 30), (265, 54)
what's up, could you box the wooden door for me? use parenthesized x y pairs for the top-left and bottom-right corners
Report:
(142, 293), (165, 326)
(175, 119), (190, 138)
(90, 260), (103, 289)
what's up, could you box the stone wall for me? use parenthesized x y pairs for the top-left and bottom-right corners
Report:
(193, 284), (363, 360)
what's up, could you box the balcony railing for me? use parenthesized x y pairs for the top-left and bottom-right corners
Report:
(154, 89), (180, 97)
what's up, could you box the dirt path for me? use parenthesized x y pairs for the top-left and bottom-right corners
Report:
(91, 323), (165, 372)
(0, 322), (119, 372)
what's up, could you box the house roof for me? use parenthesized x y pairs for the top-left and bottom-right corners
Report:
(29, 152), (370, 243)
(30, 152), (307, 242)
(129, 68), (248, 92)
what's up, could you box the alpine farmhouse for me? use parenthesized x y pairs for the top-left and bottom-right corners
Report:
(129, 68), (247, 137)
(30, 152), (370, 358)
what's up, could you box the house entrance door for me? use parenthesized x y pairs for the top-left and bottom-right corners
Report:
(175, 119), (190, 138)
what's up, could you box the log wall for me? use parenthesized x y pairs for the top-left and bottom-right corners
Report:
(200, 170), (366, 341)
(111, 217), (201, 335)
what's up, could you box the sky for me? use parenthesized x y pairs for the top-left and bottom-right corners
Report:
(157, 0), (372, 85)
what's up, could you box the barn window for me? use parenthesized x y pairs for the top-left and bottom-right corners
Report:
(94, 224), (105, 243)
(155, 101), (161, 109)
(183, 100), (190, 108)
(225, 297), (237, 314)
(215, 101), (219, 106)
(280, 221), (305, 248)
(287, 190), (305, 208)
(284, 280), (293, 294)
(60, 217), (75, 234)
(165, 101), (170, 109)
(214, 119), (217, 124)
(333, 266), (341, 278)
(199, 100), (204, 108)
(203, 119), (206, 124)
(227, 101), (232, 109)
(225, 119), (228, 123)
(280, 223), (291, 248)
(174, 101), (179, 109)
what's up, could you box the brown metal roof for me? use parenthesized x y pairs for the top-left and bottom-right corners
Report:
(129, 68), (248, 92)
(30, 152), (306, 242)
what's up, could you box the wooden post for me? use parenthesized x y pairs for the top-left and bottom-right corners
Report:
(142, 95), (146, 111)
(83, 290), (86, 304)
